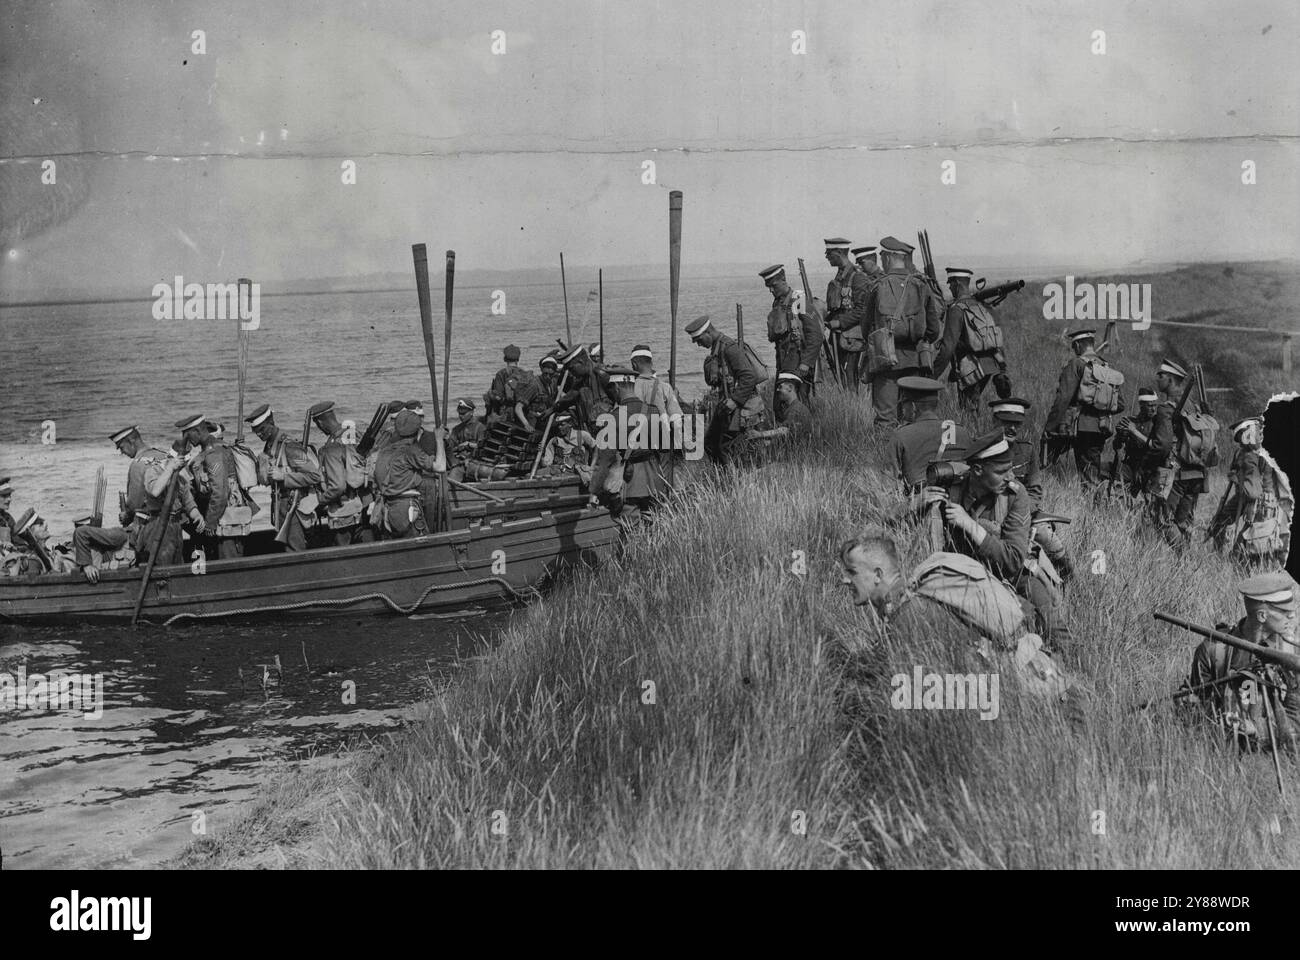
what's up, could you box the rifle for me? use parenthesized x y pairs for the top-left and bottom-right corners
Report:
(797, 257), (840, 387)
(1153, 611), (1300, 673)
(917, 229), (944, 301)
(274, 411), (313, 545)
(972, 279), (1025, 306)
(356, 402), (393, 458)
(1106, 390), (1126, 495)
(1097, 319), (1119, 356)
(1195, 363), (1211, 415)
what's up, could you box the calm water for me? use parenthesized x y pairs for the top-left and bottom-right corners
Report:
(0, 275), (776, 869)
(0, 611), (507, 868)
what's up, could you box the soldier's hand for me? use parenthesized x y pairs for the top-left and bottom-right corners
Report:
(82, 565), (100, 584)
(798, 364), (812, 377)
(270, 465), (286, 482)
(943, 500), (978, 533)
(119, 510), (132, 527)
(193, 516), (207, 534)
(922, 486), (949, 506)
(723, 398), (738, 412)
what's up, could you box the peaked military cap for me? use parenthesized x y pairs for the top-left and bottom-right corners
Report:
(555, 412), (574, 424)
(385, 399), (405, 419)
(560, 343), (588, 365)
(109, 425), (139, 445)
(878, 236), (914, 256)
(988, 397), (1031, 421)
(823, 237), (851, 251)
(1230, 417), (1261, 441)
(630, 344), (653, 362)
(393, 410), (422, 438)
(685, 315), (712, 337)
(945, 267), (974, 279)
(777, 371), (803, 384)
(1067, 329), (1096, 343)
(503, 344), (522, 362)
(244, 403), (273, 426)
(456, 397), (476, 412)
(12, 508), (38, 536)
(850, 245), (877, 258)
(539, 353), (559, 369)
(588, 342), (603, 359)
(898, 375), (944, 394)
(307, 400), (336, 420)
(175, 414), (207, 431)
(1158, 359), (1188, 379)
(758, 264), (786, 282)
(0, 476), (11, 495)
(1239, 572), (1295, 606)
(1031, 510), (1072, 525)
(403, 400), (424, 415)
(603, 365), (637, 382)
(967, 431), (1013, 464)
(1136, 387), (1158, 402)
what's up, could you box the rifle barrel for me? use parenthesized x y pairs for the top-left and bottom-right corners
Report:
(1153, 610), (1300, 673)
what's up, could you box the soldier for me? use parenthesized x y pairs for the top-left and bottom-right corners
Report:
(179, 414), (253, 559)
(372, 409), (446, 538)
(245, 403), (322, 552)
(541, 413), (597, 482)
(1043, 329), (1125, 490)
(760, 263), (823, 401)
(890, 376), (972, 494)
(449, 398), (487, 463)
(486, 345), (530, 424)
(1146, 359), (1208, 548)
(823, 238), (873, 391)
(537, 353), (562, 409)
(1207, 416), (1290, 562)
(686, 314), (766, 462)
(851, 244), (882, 280)
(912, 432), (1073, 653)
(987, 398), (1042, 504)
(71, 425), (193, 582)
(630, 344), (682, 493)
(864, 236), (944, 431)
(774, 372), (814, 438)
(1111, 387), (1162, 498)
(307, 401), (371, 546)
(1185, 572), (1299, 748)
(934, 267), (1011, 417)
(552, 343), (619, 434)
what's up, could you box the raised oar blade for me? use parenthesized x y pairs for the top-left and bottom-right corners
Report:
(443, 250), (455, 429)
(412, 243), (440, 415)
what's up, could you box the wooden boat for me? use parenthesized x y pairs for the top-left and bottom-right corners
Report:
(447, 473), (589, 527)
(0, 503), (617, 624)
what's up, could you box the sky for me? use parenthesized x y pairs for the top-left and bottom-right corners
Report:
(1, 0), (1297, 299)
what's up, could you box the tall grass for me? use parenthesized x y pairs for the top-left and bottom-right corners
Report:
(188, 263), (1298, 869)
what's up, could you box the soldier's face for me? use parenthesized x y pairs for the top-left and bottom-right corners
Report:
(1258, 603), (1298, 643)
(0, 492), (11, 512)
(1139, 400), (1156, 418)
(839, 546), (885, 607)
(458, 409), (473, 424)
(996, 419), (1019, 439)
(973, 461), (1014, 496)
(253, 421), (274, 442)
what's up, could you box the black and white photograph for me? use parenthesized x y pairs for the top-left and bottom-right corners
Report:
(1, 0), (1298, 923)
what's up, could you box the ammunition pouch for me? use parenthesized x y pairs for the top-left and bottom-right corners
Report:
(1235, 516), (1285, 559)
(1154, 465), (1176, 500)
(955, 353), (983, 389)
(916, 340), (936, 375)
(293, 492), (320, 530)
(216, 504), (254, 538)
(325, 495), (364, 530)
(839, 323), (866, 353)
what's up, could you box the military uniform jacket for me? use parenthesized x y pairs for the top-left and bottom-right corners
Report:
(825, 264), (872, 333)
(770, 291), (824, 374)
(1153, 395), (1206, 481)
(192, 443), (240, 528)
(778, 396), (814, 435)
(1114, 412), (1163, 472)
(374, 439), (443, 499)
(1228, 447), (1276, 504)
(864, 267), (943, 367)
(0, 509), (13, 545)
(707, 334), (760, 406)
(261, 428), (323, 526)
(890, 414), (973, 490)
(934, 297), (1003, 381)
(450, 418), (487, 458)
(1008, 437), (1043, 504)
(1044, 350), (1120, 435)
(927, 477), (1032, 582)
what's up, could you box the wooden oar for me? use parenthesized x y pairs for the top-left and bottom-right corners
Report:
(447, 477), (508, 504)
(131, 470), (180, 626)
(439, 250), (456, 532)
(668, 190), (682, 389)
(236, 277), (252, 439)
(598, 269), (604, 358)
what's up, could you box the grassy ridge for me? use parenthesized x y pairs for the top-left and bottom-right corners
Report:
(183, 263), (1298, 869)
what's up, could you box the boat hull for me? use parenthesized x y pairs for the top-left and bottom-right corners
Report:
(0, 506), (617, 624)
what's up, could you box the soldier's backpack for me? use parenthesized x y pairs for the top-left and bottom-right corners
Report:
(226, 440), (261, 491)
(767, 294), (800, 343)
(873, 273), (929, 344)
(1075, 357), (1125, 414)
(956, 299), (1005, 355)
(1177, 405), (1221, 469)
(909, 551), (1027, 646)
(619, 393), (661, 464)
(712, 338), (770, 388)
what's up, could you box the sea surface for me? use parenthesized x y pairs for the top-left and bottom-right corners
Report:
(0, 275), (769, 869)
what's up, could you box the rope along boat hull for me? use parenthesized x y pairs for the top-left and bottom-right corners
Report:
(0, 505), (616, 624)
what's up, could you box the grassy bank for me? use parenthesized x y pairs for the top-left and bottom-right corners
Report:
(182, 263), (1299, 869)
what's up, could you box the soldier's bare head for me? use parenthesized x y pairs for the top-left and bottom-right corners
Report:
(839, 528), (903, 609)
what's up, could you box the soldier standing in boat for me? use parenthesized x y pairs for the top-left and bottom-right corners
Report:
(178, 415), (254, 559)
(373, 409), (447, 538)
(245, 403), (322, 552)
(308, 401), (372, 545)
(0, 477), (15, 546)
(69, 426), (192, 582)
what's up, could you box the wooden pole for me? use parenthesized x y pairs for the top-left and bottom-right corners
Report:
(560, 253), (573, 347)
(736, 303), (744, 341)
(598, 269), (604, 359)
(668, 190), (682, 389)
(530, 369), (571, 479)
(131, 471), (180, 626)
(236, 277), (251, 440)
(412, 244), (440, 415)
(442, 251), (455, 430)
